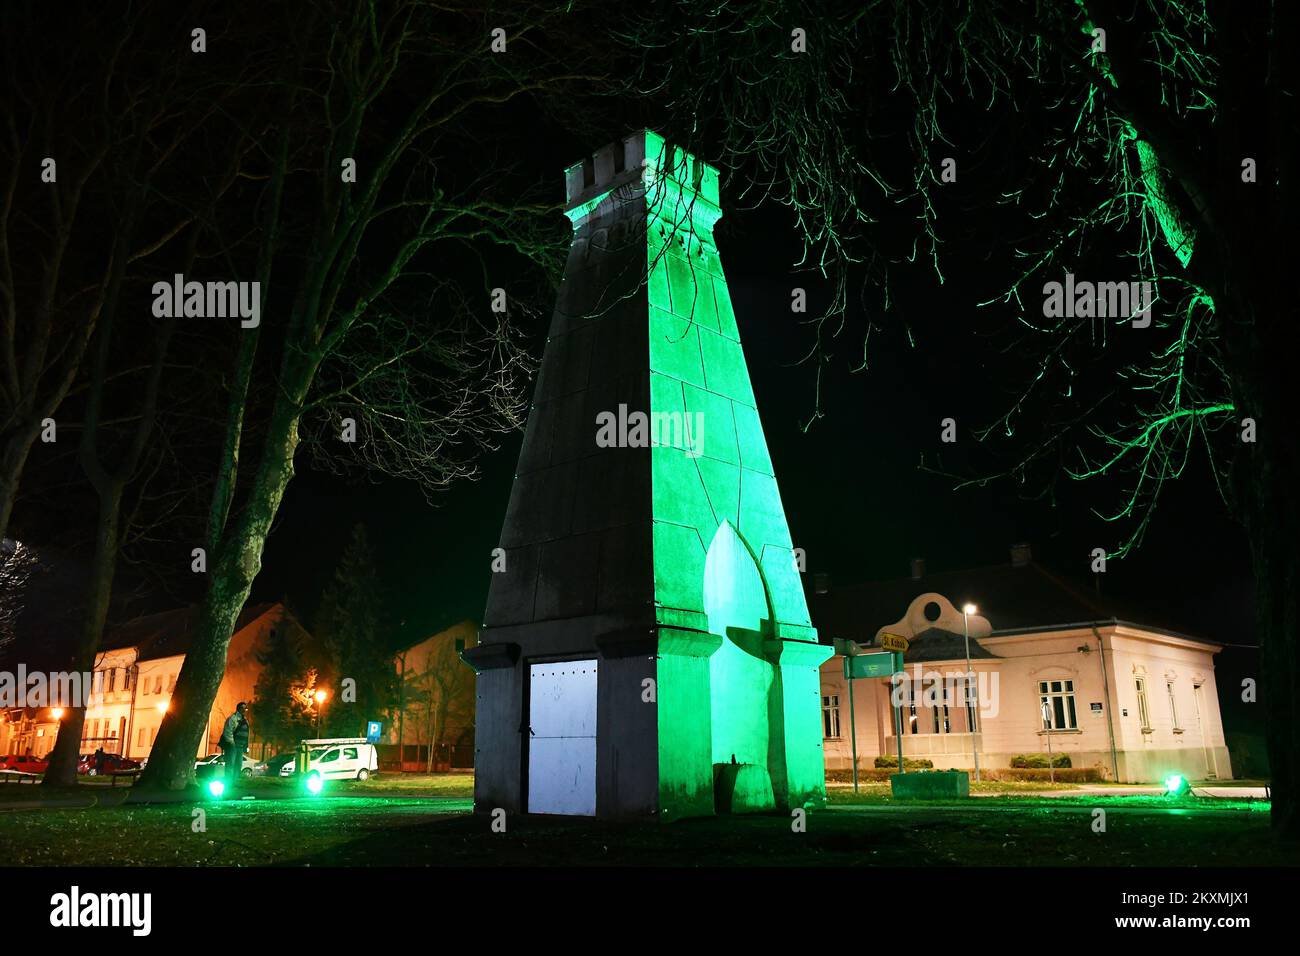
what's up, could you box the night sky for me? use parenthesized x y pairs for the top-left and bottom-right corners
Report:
(5, 15), (1252, 663)
(254, 178), (1254, 654)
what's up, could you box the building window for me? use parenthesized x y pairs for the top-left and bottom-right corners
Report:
(106, 669), (116, 694)
(891, 678), (923, 735)
(822, 695), (841, 739)
(1038, 679), (1078, 730)
(1166, 681), (1180, 730)
(138, 728), (147, 747)
(964, 676), (979, 733)
(1135, 678), (1152, 729)
(932, 686), (951, 734)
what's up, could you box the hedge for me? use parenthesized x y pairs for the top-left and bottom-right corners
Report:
(983, 767), (1106, 783)
(825, 768), (895, 783)
(873, 755), (934, 770)
(1008, 754), (1071, 770)
(826, 766), (1107, 784)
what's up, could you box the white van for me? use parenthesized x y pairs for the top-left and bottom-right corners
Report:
(280, 738), (379, 781)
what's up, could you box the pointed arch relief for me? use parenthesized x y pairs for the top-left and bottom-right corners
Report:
(702, 520), (776, 772)
(703, 519), (772, 654)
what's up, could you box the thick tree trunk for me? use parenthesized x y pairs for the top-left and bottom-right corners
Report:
(1252, 487), (1298, 839)
(135, 383), (307, 792)
(1238, 315), (1300, 840)
(0, 422), (42, 542)
(1223, 261), (1298, 838)
(42, 483), (123, 787)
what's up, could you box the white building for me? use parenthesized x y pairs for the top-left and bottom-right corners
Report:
(811, 549), (1233, 783)
(0, 602), (295, 760)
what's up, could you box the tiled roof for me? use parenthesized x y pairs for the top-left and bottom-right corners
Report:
(808, 561), (1213, 646)
(901, 626), (1000, 663)
(101, 603), (278, 660)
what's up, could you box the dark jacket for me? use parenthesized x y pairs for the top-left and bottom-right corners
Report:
(220, 711), (250, 750)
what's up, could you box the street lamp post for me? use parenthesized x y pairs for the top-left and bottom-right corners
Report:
(1042, 698), (1056, 786)
(962, 603), (981, 783)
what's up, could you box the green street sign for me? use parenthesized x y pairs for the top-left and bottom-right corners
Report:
(844, 651), (895, 680)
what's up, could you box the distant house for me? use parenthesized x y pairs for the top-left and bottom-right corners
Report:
(811, 547), (1233, 783)
(391, 620), (476, 771)
(0, 602), (305, 761)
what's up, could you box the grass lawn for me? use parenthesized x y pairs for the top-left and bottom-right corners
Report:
(346, 772), (474, 796)
(0, 773), (1292, 866)
(0, 771), (475, 802)
(828, 780), (1074, 801)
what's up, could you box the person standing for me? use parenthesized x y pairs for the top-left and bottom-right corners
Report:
(219, 702), (251, 787)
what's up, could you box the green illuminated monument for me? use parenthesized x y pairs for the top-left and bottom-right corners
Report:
(466, 131), (831, 820)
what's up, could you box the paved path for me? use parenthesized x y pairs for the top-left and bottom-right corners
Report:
(825, 802), (1264, 818)
(828, 782), (1270, 800)
(1035, 784), (1270, 799)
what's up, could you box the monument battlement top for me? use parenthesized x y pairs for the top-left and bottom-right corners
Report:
(563, 130), (720, 218)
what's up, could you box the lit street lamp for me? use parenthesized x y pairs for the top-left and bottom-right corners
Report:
(313, 688), (329, 738)
(962, 603), (981, 783)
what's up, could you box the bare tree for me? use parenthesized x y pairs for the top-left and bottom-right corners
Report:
(400, 633), (474, 771)
(17, 5), (272, 785)
(138, 0), (599, 790)
(0, 4), (249, 545)
(627, 0), (1298, 834)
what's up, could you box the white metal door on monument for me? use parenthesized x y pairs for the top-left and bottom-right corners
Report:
(527, 660), (597, 815)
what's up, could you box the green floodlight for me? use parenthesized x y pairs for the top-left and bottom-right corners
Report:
(305, 773), (323, 796)
(206, 778), (225, 798)
(1164, 773), (1189, 796)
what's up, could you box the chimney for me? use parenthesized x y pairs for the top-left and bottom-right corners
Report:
(910, 558), (925, 580)
(1010, 542), (1032, 567)
(813, 572), (831, 595)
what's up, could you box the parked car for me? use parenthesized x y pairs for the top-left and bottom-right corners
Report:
(78, 753), (141, 776)
(194, 752), (262, 778)
(280, 739), (378, 781)
(263, 752), (296, 776)
(0, 754), (49, 774)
